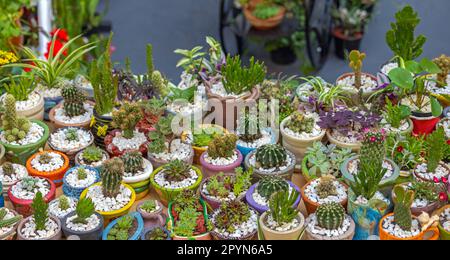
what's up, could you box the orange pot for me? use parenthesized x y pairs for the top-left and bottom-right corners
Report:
(301, 180), (348, 215)
(243, 5), (286, 30)
(378, 213), (440, 240)
(26, 151), (70, 187)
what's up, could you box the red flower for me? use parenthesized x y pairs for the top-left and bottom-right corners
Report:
(23, 61), (36, 73)
(439, 192), (448, 202)
(50, 28), (69, 42)
(442, 177), (448, 184)
(45, 39), (67, 60)
(447, 140), (450, 145)
(396, 146), (404, 153)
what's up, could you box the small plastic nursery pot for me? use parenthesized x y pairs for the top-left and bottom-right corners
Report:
(80, 182), (136, 222)
(199, 150), (243, 178)
(61, 212), (104, 240)
(259, 212), (305, 240)
(44, 96), (63, 121)
(8, 177), (56, 217)
(326, 130), (361, 153)
(148, 146), (194, 170)
(26, 150), (70, 187)
(244, 149), (296, 181)
(17, 215), (62, 240)
(280, 116), (326, 165)
(199, 173), (246, 210)
(102, 212), (144, 241)
(136, 200), (166, 229)
(48, 127), (95, 162)
(391, 183), (441, 217)
(0, 208), (20, 240)
(301, 180), (349, 215)
(74, 148), (110, 171)
(304, 215), (356, 240)
(48, 101), (95, 130)
(340, 156), (400, 187)
(242, 4), (286, 30)
(413, 162), (450, 183)
(140, 226), (171, 240)
(0, 119), (50, 165)
(433, 205), (450, 240)
(410, 112), (441, 136)
(149, 165), (203, 206)
(167, 200), (211, 240)
(91, 110), (113, 150)
(62, 166), (100, 199)
(378, 213), (440, 240)
(236, 128), (277, 158)
(245, 181), (301, 214)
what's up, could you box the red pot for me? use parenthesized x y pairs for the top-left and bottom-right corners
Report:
(411, 113), (440, 136)
(105, 129), (150, 157)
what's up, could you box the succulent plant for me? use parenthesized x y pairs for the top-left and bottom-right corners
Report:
(269, 190), (300, 225)
(255, 144), (287, 169)
(38, 152), (53, 165)
(285, 111), (315, 134)
(101, 158), (124, 198)
(316, 202), (345, 230)
(237, 110), (262, 143)
(65, 128), (79, 142)
(72, 197), (96, 225)
(348, 50), (366, 90)
(0, 208), (22, 229)
(82, 146), (104, 164)
(214, 200), (251, 233)
(207, 134), (238, 159)
(58, 195), (71, 211)
(145, 227), (168, 240)
(31, 192), (49, 231)
(61, 85), (87, 117)
(393, 185), (415, 231)
(2, 162), (15, 176)
(121, 151), (144, 174)
(221, 55), (266, 95)
(77, 167), (88, 180)
(257, 176), (289, 199)
(148, 114), (175, 154)
(315, 175), (338, 199)
(21, 177), (39, 192)
(111, 102), (143, 139)
(107, 215), (133, 240)
(1, 94), (31, 142)
(163, 159), (192, 182)
(433, 54), (450, 87)
(140, 200), (157, 213)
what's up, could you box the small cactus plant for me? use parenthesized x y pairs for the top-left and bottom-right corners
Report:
(237, 110), (262, 143)
(77, 167), (88, 180)
(162, 159), (192, 182)
(2, 162), (15, 176)
(31, 191), (49, 231)
(61, 85), (87, 117)
(58, 195), (71, 211)
(315, 175), (338, 199)
(1, 94), (31, 142)
(285, 112), (315, 134)
(122, 151), (144, 174)
(72, 197), (95, 225)
(393, 185), (415, 231)
(426, 126), (446, 173)
(316, 202), (345, 230)
(207, 134), (238, 159)
(111, 102), (143, 139)
(255, 144), (287, 169)
(65, 128), (79, 142)
(348, 50), (366, 90)
(257, 176), (289, 199)
(0, 208), (22, 229)
(433, 55), (450, 87)
(38, 152), (53, 165)
(101, 158), (124, 198)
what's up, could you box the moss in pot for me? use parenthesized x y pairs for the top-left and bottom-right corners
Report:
(244, 144), (295, 180)
(0, 208), (22, 240)
(75, 146), (110, 170)
(62, 197), (104, 240)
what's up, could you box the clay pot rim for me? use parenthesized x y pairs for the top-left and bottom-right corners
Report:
(259, 211), (305, 235)
(147, 144), (194, 164)
(0, 208), (21, 239)
(8, 177), (56, 205)
(300, 179), (349, 208)
(17, 215), (62, 240)
(48, 126), (94, 155)
(243, 4), (286, 23)
(61, 211), (104, 236)
(326, 130), (361, 148)
(332, 27), (364, 41)
(205, 84), (260, 102)
(48, 100), (95, 127)
(150, 165), (203, 192)
(335, 72), (377, 89)
(136, 200), (164, 218)
(0, 119), (49, 149)
(413, 162), (450, 183)
(378, 213), (429, 240)
(246, 181), (301, 213)
(280, 116), (326, 141)
(210, 208), (258, 240)
(1, 163), (27, 187)
(141, 226), (172, 240)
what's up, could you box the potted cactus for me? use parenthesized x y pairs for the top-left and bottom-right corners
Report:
(48, 195), (77, 221)
(241, 0), (286, 30)
(121, 151), (153, 200)
(392, 182), (443, 217)
(105, 102), (149, 157)
(428, 55), (450, 107)
(381, 99), (413, 135)
(80, 158), (136, 221)
(183, 124), (228, 165)
(49, 85), (94, 129)
(17, 192), (62, 240)
(199, 134), (243, 178)
(26, 150), (70, 187)
(0, 94), (49, 164)
(48, 127), (94, 162)
(246, 176), (301, 214)
(280, 111), (326, 165)
(136, 200), (166, 228)
(62, 166), (100, 199)
(141, 226), (171, 240)
(150, 159), (203, 206)
(75, 146), (110, 170)
(244, 144), (296, 180)
(62, 197), (104, 240)
(0, 207), (22, 240)
(148, 115), (194, 169)
(0, 162), (28, 196)
(305, 202), (355, 240)
(259, 190), (305, 240)
(103, 212), (144, 240)
(379, 186), (439, 240)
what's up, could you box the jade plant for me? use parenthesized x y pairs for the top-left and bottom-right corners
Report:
(255, 144), (288, 169)
(268, 190), (299, 225)
(315, 175), (338, 199)
(221, 55), (266, 95)
(101, 158), (124, 198)
(31, 192), (49, 232)
(81, 146), (104, 164)
(61, 85), (87, 117)
(285, 111), (315, 134)
(214, 200), (251, 233)
(163, 159), (192, 182)
(433, 54), (450, 87)
(393, 185), (415, 231)
(348, 50), (366, 90)
(107, 215), (133, 240)
(207, 134), (238, 159)
(111, 102), (143, 139)
(305, 142), (354, 178)
(425, 127), (446, 172)
(72, 197), (95, 224)
(257, 176), (289, 199)
(316, 202), (345, 230)
(121, 151), (144, 174)
(148, 114), (175, 154)
(1, 94), (31, 142)
(0, 208), (22, 229)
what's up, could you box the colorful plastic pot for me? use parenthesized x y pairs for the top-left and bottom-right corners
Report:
(244, 149), (296, 181)
(102, 212), (144, 240)
(167, 199), (211, 240)
(259, 212), (305, 240)
(141, 226), (171, 240)
(105, 129), (150, 158)
(136, 200), (166, 229)
(62, 166), (100, 199)
(91, 110), (112, 150)
(378, 213), (439, 240)
(392, 183), (441, 217)
(245, 181), (301, 214)
(443, 106), (450, 118)
(236, 128), (277, 158)
(410, 112), (441, 136)
(341, 156), (400, 187)
(336, 72), (378, 105)
(199, 149), (243, 178)
(48, 101), (95, 130)
(62, 212), (104, 240)
(433, 205), (450, 240)
(26, 150), (70, 187)
(17, 215), (62, 240)
(301, 179), (348, 214)
(211, 208), (258, 240)
(0, 208), (21, 240)
(123, 158), (153, 184)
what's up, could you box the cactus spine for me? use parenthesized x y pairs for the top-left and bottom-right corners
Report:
(393, 185), (414, 231)
(285, 112), (315, 134)
(316, 202), (345, 230)
(2, 162), (15, 176)
(238, 111), (262, 143)
(255, 144), (287, 169)
(315, 175), (338, 199)
(122, 151), (144, 173)
(257, 176), (289, 199)
(101, 158), (124, 198)
(62, 85), (87, 117)
(111, 102), (143, 139)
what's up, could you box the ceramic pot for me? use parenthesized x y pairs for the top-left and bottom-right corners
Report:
(243, 4), (286, 30)
(167, 200), (211, 240)
(259, 212), (305, 240)
(44, 96), (63, 121)
(304, 214), (356, 240)
(48, 101), (95, 130)
(199, 173), (247, 210)
(378, 213), (439, 240)
(332, 28), (363, 60)
(244, 149), (296, 181)
(12, 92), (45, 120)
(48, 127), (94, 162)
(413, 162), (450, 183)
(211, 209), (258, 240)
(341, 156), (400, 187)
(104, 129), (149, 157)
(74, 148), (110, 171)
(301, 179), (348, 215)
(141, 226), (171, 240)
(410, 112), (440, 136)
(91, 110), (112, 149)
(62, 212), (104, 240)
(26, 150), (70, 187)
(0, 208), (21, 240)
(62, 166), (100, 199)
(148, 146), (194, 170)
(335, 72), (377, 104)
(102, 212), (144, 240)
(245, 181), (301, 214)
(199, 150), (243, 178)
(326, 130), (361, 153)
(236, 128), (277, 158)
(136, 200), (166, 229)
(17, 215), (62, 240)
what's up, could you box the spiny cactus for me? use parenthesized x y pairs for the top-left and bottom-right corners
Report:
(207, 134), (238, 159)
(315, 175), (338, 199)
(65, 128), (79, 142)
(426, 127), (446, 172)
(393, 185), (415, 231)
(31, 191), (49, 231)
(285, 111), (315, 134)
(2, 94), (31, 142)
(433, 54), (450, 87)
(58, 195), (71, 211)
(82, 146), (103, 163)
(348, 50), (366, 90)
(237, 110), (262, 143)
(38, 152), (53, 165)
(2, 162), (15, 176)
(72, 197), (95, 225)
(77, 167), (88, 180)
(62, 85), (87, 117)
(255, 144), (287, 169)
(257, 176), (289, 199)
(101, 158), (124, 198)
(111, 102), (143, 139)
(122, 151), (144, 173)
(163, 159), (192, 182)
(360, 129), (386, 172)
(0, 208), (22, 229)
(316, 202), (345, 230)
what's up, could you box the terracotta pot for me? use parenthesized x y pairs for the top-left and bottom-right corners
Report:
(148, 145), (194, 170)
(26, 151), (70, 187)
(136, 200), (166, 229)
(48, 127), (94, 162)
(244, 149), (296, 181)
(48, 101), (95, 130)
(378, 213), (440, 240)
(326, 130), (361, 152)
(167, 200), (212, 240)
(199, 150), (243, 178)
(62, 166), (100, 199)
(0, 208), (21, 240)
(102, 212), (144, 240)
(341, 156), (400, 186)
(199, 173), (247, 210)
(44, 96), (63, 121)
(62, 212), (104, 240)
(243, 4), (286, 30)
(8, 177), (56, 217)
(304, 214), (356, 240)
(413, 162), (450, 183)
(280, 116), (325, 165)
(301, 179), (348, 215)
(17, 215), (62, 240)
(336, 72), (378, 105)
(74, 148), (110, 171)
(104, 129), (150, 158)
(13, 92), (45, 121)
(433, 205), (450, 240)
(246, 181), (301, 214)
(259, 212), (305, 240)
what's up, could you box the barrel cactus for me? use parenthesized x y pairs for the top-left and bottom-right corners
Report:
(257, 176), (289, 199)
(255, 144), (287, 169)
(101, 158), (125, 198)
(122, 151), (144, 174)
(0, 208), (22, 228)
(1, 94), (31, 142)
(315, 175), (338, 199)
(62, 85), (87, 117)
(316, 202), (345, 230)
(393, 185), (414, 231)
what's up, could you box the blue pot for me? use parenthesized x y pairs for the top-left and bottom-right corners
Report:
(0, 183), (4, 208)
(237, 128), (277, 159)
(62, 166), (100, 199)
(102, 212), (144, 240)
(140, 226), (171, 240)
(44, 96), (63, 121)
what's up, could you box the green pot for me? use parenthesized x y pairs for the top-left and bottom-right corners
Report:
(0, 120), (50, 165)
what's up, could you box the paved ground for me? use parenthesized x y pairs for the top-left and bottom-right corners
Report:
(105, 0), (450, 83)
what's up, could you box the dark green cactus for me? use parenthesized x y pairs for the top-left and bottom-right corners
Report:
(62, 85), (87, 117)
(2, 162), (15, 176)
(393, 185), (415, 231)
(237, 110), (262, 143)
(122, 151), (144, 173)
(2, 94), (31, 142)
(257, 176), (289, 199)
(316, 202), (345, 230)
(31, 192), (49, 231)
(72, 197), (95, 225)
(0, 208), (22, 229)
(255, 144), (287, 169)
(101, 158), (125, 198)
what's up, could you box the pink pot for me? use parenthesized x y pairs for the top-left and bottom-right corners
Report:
(199, 150), (243, 178)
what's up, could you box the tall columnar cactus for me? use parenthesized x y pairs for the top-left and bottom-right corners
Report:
(1, 94), (31, 142)
(360, 129), (385, 171)
(348, 50), (366, 90)
(122, 151), (144, 173)
(62, 85), (87, 117)
(255, 144), (287, 169)
(111, 102), (143, 139)
(101, 158), (125, 198)
(285, 112), (315, 134)
(257, 176), (289, 199)
(316, 202), (345, 230)
(315, 175), (338, 199)
(0, 208), (22, 228)
(31, 192), (49, 231)
(393, 186), (415, 231)
(2, 162), (15, 176)
(238, 111), (262, 143)
(426, 127), (446, 172)
(433, 54), (450, 87)
(207, 134), (238, 159)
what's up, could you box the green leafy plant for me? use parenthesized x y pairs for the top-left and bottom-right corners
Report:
(205, 168), (252, 199)
(140, 97), (166, 124)
(393, 185), (414, 231)
(383, 99), (411, 129)
(221, 55), (266, 95)
(192, 127), (222, 147)
(1, 94), (31, 142)
(316, 202), (345, 230)
(101, 158), (124, 198)
(145, 227), (168, 240)
(148, 114), (176, 154)
(407, 182), (439, 203)
(72, 197), (95, 224)
(255, 144), (287, 169)
(253, 3), (281, 20)
(214, 200), (251, 233)
(268, 190), (299, 225)
(111, 102), (143, 139)
(386, 133), (424, 171)
(426, 127), (446, 172)
(162, 159), (192, 182)
(31, 192), (49, 231)
(3, 75), (36, 101)
(173, 207), (201, 237)
(0, 208), (22, 229)
(174, 46), (206, 74)
(81, 146), (104, 164)
(233, 167), (253, 196)
(107, 215), (133, 240)
(0, 0), (32, 51)
(140, 200), (157, 213)
(348, 50), (366, 90)
(207, 134), (238, 159)
(305, 142), (354, 178)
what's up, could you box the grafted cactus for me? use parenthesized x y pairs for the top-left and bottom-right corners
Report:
(348, 50), (366, 90)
